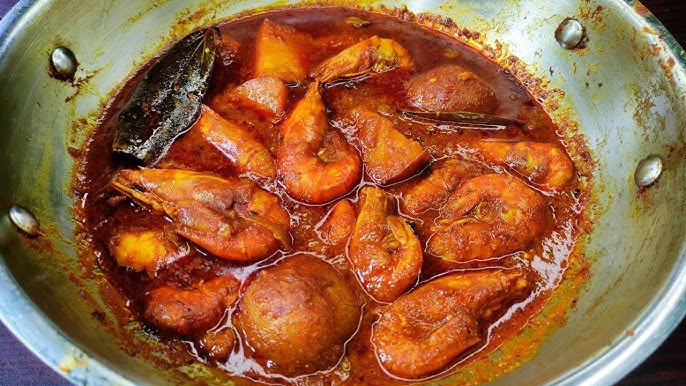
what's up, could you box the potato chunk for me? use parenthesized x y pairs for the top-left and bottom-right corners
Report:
(231, 77), (288, 118)
(254, 19), (309, 83)
(406, 65), (498, 114)
(108, 229), (189, 273)
(347, 107), (430, 185)
(238, 254), (361, 376)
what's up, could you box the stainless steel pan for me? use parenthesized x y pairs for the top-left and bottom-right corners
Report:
(0, 0), (684, 384)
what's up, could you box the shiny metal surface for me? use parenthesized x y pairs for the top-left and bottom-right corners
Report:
(555, 18), (586, 49)
(0, 0), (684, 385)
(634, 154), (664, 187)
(50, 46), (77, 79)
(7, 204), (40, 237)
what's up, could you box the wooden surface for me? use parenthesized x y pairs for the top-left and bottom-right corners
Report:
(0, 0), (684, 384)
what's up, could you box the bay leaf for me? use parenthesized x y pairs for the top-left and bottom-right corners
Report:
(113, 28), (217, 165)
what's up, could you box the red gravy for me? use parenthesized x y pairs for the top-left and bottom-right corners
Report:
(72, 6), (590, 385)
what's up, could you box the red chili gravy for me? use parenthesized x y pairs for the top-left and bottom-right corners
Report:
(71, 6), (592, 385)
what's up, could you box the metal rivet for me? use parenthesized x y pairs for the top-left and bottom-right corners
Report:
(8, 205), (41, 237)
(555, 18), (586, 49)
(51, 46), (78, 79)
(634, 154), (663, 187)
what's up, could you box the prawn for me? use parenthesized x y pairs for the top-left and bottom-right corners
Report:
(143, 275), (240, 337)
(348, 186), (423, 303)
(311, 36), (413, 83)
(401, 158), (479, 215)
(198, 328), (237, 362)
(427, 173), (550, 262)
(470, 140), (575, 192)
(372, 269), (531, 379)
(110, 168), (291, 263)
(316, 199), (357, 248)
(194, 104), (276, 178)
(277, 82), (362, 204)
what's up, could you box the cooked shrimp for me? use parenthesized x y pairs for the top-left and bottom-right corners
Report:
(194, 104), (276, 178)
(143, 275), (240, 337)
(428, 174), (550, 262)
(110, 168), (291, 263)
(372, 269), (531, 379)
(316, 199), (357, 247)
(346, 107), (430, 185)
(198, 328), (237, 362)
(470, 140), (575, 192)
(406, 65), (498, 114)
(311, 36), (413, 83)
(401, 158), (478, 215)
(108, 229), (189, 273)
(254, 19), (309, 83)
(348, 186), (422, 303)
(277, 82), (362, 204)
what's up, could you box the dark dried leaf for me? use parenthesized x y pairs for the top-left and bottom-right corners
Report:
(113, 29), (217, 165)
(401, 110), (523, 129)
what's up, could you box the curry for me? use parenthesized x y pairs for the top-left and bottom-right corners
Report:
(72, 6), (590, 385)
